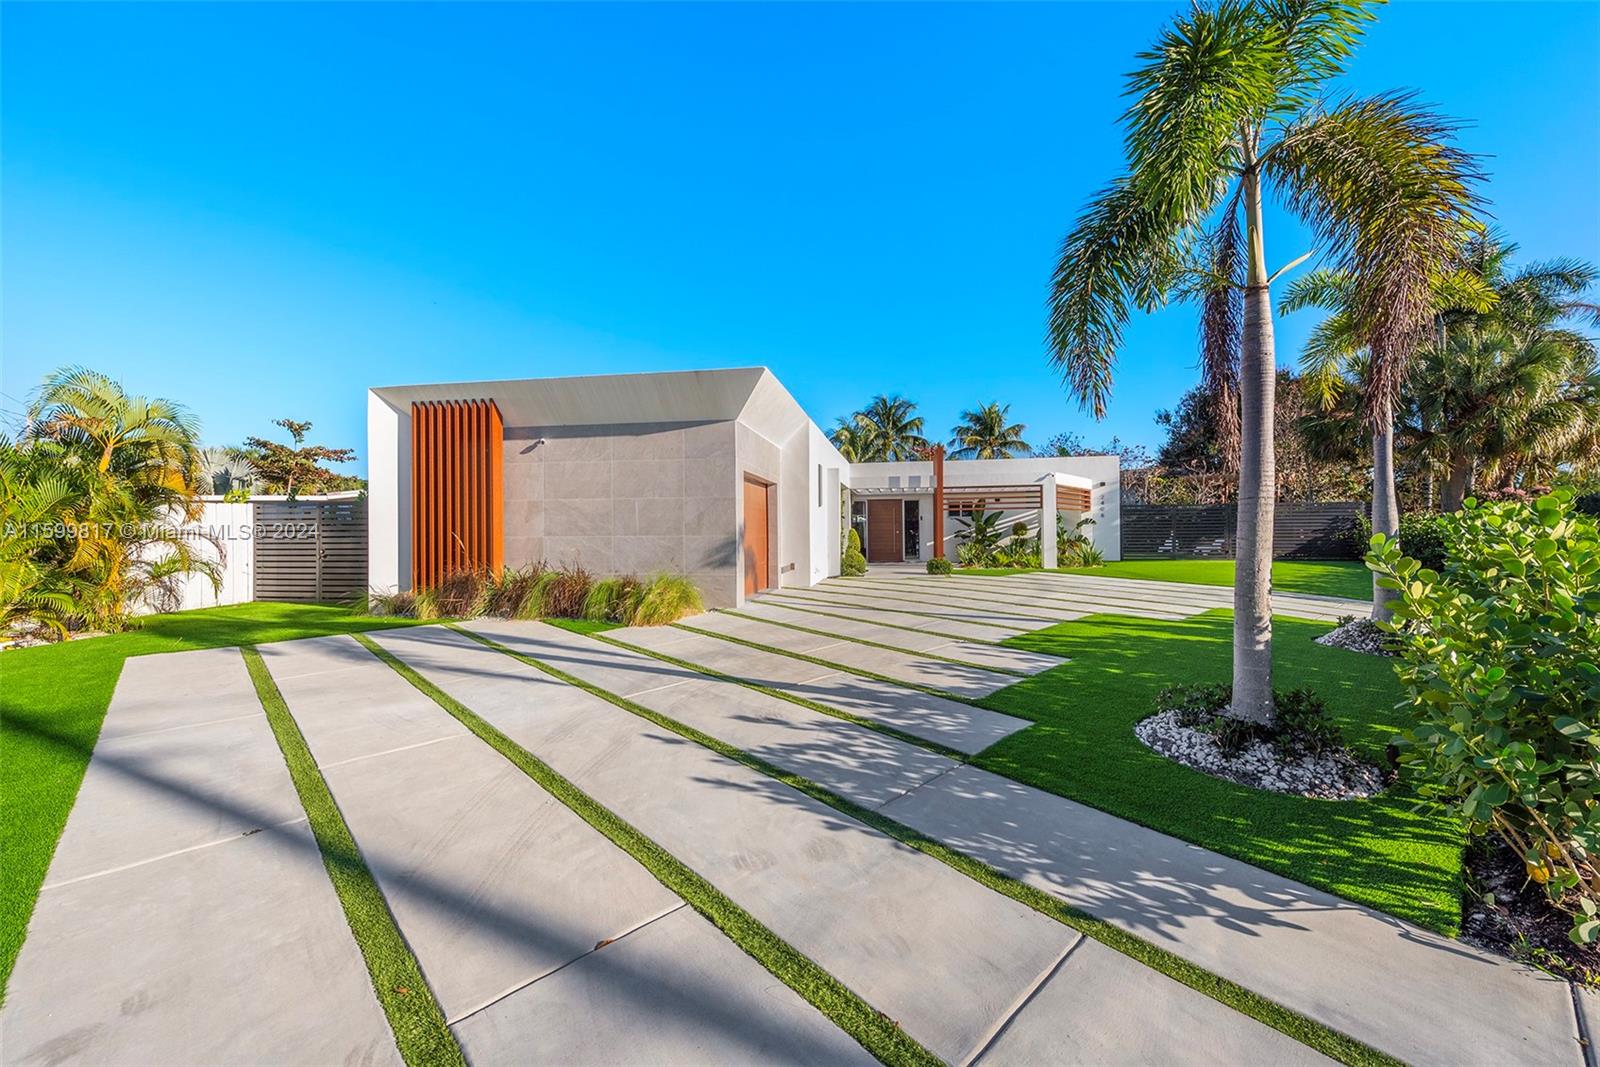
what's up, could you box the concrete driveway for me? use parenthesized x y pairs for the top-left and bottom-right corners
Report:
(2, 573), (1584, 1066)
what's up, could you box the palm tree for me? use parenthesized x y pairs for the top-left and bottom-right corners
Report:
(828, 415), (881, 463)
(23, 367), (218, 628)
(1281, 263), (1494, 617)
(1407, 327), (1600, 506)
(949, 403), (1031, 459)
(1047, 0), (1480, 723)
(854, 395), (928, 461)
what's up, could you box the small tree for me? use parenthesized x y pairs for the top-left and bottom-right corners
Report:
(244, 419), (357, 498)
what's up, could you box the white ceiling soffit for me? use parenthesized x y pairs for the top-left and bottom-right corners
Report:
(371, 367), (769, 427)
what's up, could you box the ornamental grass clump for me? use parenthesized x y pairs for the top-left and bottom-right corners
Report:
(583, 576), (643, 623)
(1368, 489), (1600, 944)
(630, 573), (702, 626)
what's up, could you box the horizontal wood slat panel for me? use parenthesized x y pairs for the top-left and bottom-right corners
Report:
(254, 498), (369, 602)
(1121, 502), (1363, 560)
(944, 486), (1042, 513)
(1056, 485), (1093, 511)
(411, 399), (504, 589)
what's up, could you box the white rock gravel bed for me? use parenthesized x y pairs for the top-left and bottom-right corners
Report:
(1134, 709), (1388, 800)
(1314, 618), (1396, 656)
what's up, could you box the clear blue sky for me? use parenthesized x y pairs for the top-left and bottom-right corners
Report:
(4, 2), (1597, 477)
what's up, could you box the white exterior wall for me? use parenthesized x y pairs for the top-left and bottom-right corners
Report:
(134, 499), (256, 614)
(846, 454), (1122, 562)
(367, 390), (408, 592)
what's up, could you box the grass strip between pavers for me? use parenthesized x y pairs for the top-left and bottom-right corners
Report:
(671, 622), (989, 708)
(457, 625), (1401, 1067)
(745, 598), (1009, 645)
(721, 609), (1029, 676)
(350, 633), (938, 1067)
(241, 646), (465, 1067)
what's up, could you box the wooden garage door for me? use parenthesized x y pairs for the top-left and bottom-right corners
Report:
(866, 498), (903, 563)
(743, 476), (771, 595)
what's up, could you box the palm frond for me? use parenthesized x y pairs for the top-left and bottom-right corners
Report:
(1266, 91), (1484, 421)
(1048, 182), (1185, 417)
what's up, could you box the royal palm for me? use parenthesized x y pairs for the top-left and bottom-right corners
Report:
(1047, 0), (1478, 722)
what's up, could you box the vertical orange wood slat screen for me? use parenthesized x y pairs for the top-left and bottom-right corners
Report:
(410, 399), (505, 589)
(488, 403), (504, 573)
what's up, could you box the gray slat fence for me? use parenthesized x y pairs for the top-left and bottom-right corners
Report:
(253, 498), (368, 602)
(1121, 501), (1362, 560)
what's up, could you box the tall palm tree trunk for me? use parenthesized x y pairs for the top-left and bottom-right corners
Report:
(1370, 399), (1399, 621)
(1233, 167), (1276, 725)
(1441, 455), (1471, 511)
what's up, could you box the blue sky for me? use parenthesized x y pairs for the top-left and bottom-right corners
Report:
(4, 2), (1597, 476)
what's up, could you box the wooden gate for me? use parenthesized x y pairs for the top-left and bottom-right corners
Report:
(253, 498), (369, 603)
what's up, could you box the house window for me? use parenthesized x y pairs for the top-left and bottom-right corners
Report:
(904, 499), (921, 560)
(850, 499), (867, 547)
(817, 465), (822, 507)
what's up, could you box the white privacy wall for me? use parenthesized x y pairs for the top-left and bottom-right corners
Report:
(366, 390), (408, 593)
(134, 499), (255, 614)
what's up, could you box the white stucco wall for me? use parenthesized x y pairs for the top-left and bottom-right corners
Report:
(846, 454), (1122, 562)
(366, 390), (408, 592)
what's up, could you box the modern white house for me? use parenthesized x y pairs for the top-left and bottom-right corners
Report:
(368, 367), (1119, 607)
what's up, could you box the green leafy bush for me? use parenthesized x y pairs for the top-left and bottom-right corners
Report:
(1397, 512), (1449, 571)
(841, 528), (867, 576)
(926, 556), (953, 575)
(1158, 682), (1230, 728)
(1368, 489), (1600, 944)
(954, 509), (1004, 567)
(1154, 682), (1344, 760)
(1057, 514), (1101, 567)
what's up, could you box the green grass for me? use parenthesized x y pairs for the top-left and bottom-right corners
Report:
(1032, 559), (1374, 600)
(355, 632), (938, 1067)
(543, 617), (622, 635)
(0, 602), (428, 1004)
(243, 648), (463, 1067)
(459, 626), (1397, 1067)
(976, 610), (1464, 933)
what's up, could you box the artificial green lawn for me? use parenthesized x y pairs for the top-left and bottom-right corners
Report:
(245, 647), (462, 1067)
(977, 610), (1464, 933)
(958, 558), (1373, 601)
(0, 603), (427, 1004)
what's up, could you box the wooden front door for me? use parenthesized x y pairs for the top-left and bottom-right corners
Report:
(743, 476), (771, 595)
(865, 498), (904, 563)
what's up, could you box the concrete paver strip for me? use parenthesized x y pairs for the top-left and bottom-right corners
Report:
(816, 580), (1083, 624)
(376, 624), (1077, 1063)
(580, 622), (1028, 752)
(618, 676), (959, 808)
(674, 612), (1021, 697)
(854, 574), (1193, 622)
(730, 602), (1068, 675)
(0, 649), (399, 1067)
(976, 936), (1331, 1066)
(760, 590), (1033, 640)
(261, 636), (686, 1022)
(452, 907), (877, 1066)
(879, 763), (1581, 1067)
(387, 623), (1351, 1065)
(1022, 572), (1365, 621)
(771, 586), (1056, 630)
